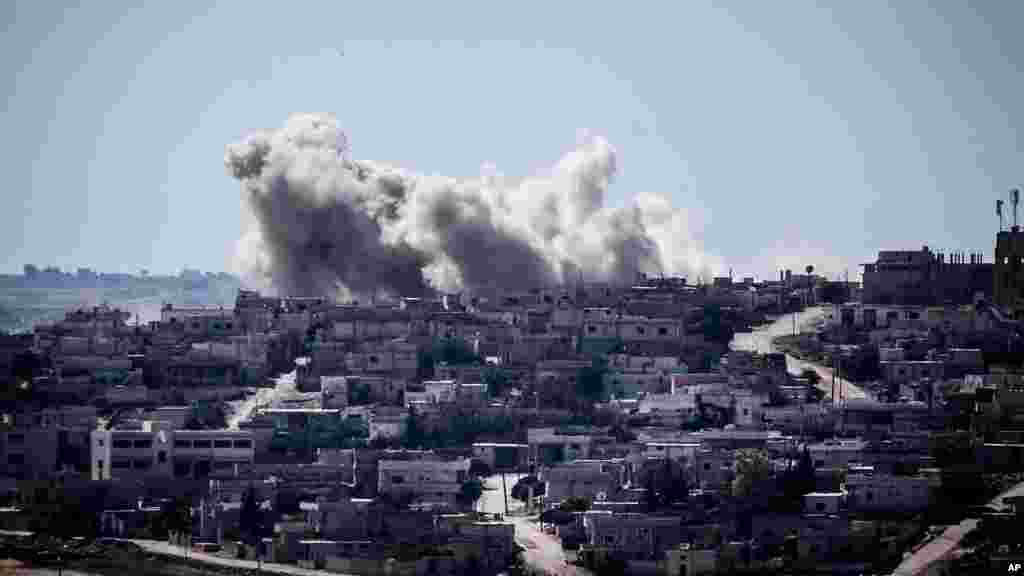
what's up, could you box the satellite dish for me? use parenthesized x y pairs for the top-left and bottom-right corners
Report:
(596, 491), (607, 501)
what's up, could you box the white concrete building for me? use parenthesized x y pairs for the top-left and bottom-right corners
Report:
(803, 492), (845, 515)
(845, 470), (937, 513)
(805, 439), (868, 469)
(92, 425), (255, 481)
(377, 452), (471, 507)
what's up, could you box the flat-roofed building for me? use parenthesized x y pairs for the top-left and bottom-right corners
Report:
(377, 451), (471, 508)
(92, 425), (254, 481)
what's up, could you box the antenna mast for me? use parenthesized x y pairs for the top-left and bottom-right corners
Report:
(1013, 188), (1021, 230)
(998, 199), (1005, 232)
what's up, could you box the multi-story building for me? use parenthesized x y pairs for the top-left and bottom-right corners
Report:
(377, 451), (471, 508)
(528, 427), (601, 465)
(0, 428), (59, 479)
(160, 305), (239, 337)
(344, 340), (418, 379)
(325, 307), (413, 342)
(368, 407), (408, 441)
(994, 226), (1024, 313)
(582, 513), (684, 562)
(835, 400), (930, 436)
(322, 375), (405, 407)
(845, 468), (938, 513)
(91, 424), (254, 481)
(10, 406), (98, 430)
(862, 247), (992, 306)
(259, 408), (344, 455)
(91, 423), (174, 480)
(405, 380), (457, 407)
(471, 443), (529, 471)
(542, 460), (625, 507)
(805, 439), (867, 470)
(763, 404), (833, 435)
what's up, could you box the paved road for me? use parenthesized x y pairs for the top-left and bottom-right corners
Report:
(731, 306), (871, 402)
(478, 473), (526, 516)
(227, 370), (299, 429)
(890, 479), (1024, 576)
(129, 539), (342, 576)
(509, 516), (586, 576)
(478, 474), (587, 576)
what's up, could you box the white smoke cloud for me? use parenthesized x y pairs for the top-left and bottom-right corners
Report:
(225, 113), (723, 297)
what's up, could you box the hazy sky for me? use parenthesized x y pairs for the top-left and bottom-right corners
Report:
(2, 1), (1021, 281)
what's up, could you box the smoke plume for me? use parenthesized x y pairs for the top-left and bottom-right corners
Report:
(225, 113), (721, 298)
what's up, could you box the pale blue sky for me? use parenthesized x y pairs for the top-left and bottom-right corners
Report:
(2, 1), (1021, 280)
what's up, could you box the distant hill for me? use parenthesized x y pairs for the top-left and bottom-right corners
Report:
(0, 274), (243, 333)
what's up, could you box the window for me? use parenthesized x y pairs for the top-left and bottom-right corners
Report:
(133, 439), (151, 449)
(175, 440), (192, 449)
(369, 355), (379, 364)
(214, 461), (234, 470)
(815, 502), (826, 512)
(658, 327), (668, 336)
(113, 439), (133, 449)
(588, 326), (597, 334)
(7, 434), (24, 445)
(226, 322), (233, 330)
(704, 463), (711, 471)
(158, 451), (167, 464)
(134, 459), (152, 470)
(97, 459), (103, 474)
(192, 322), (200, 330)
(6, 454), (24, 466)
(97, 438), (104, 447)
(233, 439), (252, 449)
(214, 440), (232, 449)
(391, 475), (405, 484)
(112, 460), (131, 469)
(636, 326), (646, 335)
(866, 492), (873, 502)
(192, 440), (212, 449)
(606, 536), (615, 545)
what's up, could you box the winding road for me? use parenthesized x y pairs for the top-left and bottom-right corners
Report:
(478, 474), (587, 576)
(730, 306), (871, 402)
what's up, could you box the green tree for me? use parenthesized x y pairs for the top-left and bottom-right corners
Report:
(240, 482), (266, 565)
(575, 357), (609, 404)
(483, 366), (508, 398)
(401, 408), (427, 449)
(643, 459), (688, 510)
(782, 447), (816, 504)
(160, 495), (193, 539)
(433, 338), (481, 365)
(458, 479), (484, 510)
(558, 496), (591, 512)
(348, 381), (371, 406)
(732, 449), (773, 500)
(468, 459), (492, 478)
(416, 350), (436, 380)
(800, 368), (821, 388)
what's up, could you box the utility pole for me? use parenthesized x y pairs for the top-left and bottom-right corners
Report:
(832, 353), (837, 406)
(501, 471), (509, 516)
